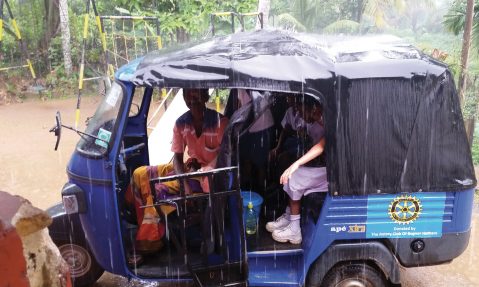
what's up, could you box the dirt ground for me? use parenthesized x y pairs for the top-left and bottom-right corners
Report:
(0, 96), (102, 209)
(0, 97), (478, 287)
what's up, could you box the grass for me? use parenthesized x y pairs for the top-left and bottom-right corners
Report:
(472, 125), (479, 203)
(472, 125), (479, 165)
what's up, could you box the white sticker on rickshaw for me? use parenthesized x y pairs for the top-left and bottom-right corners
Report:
(106, 90), (120, 107)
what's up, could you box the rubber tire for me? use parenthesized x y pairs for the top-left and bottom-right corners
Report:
(57, 240), (104, 287)
(320, 263), (387, 287)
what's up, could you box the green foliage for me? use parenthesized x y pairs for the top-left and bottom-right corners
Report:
(471, 125), (479, 165)
(210, 89), (230, 104)
(0, 0), (45, 65)
(105, 0), (257, 44)
(270, 0), (439, 34)
(323, 20), (360, 34)
(276, 13), (307, 32)
(0, 0), (259, 80)
(463, 88), (479, 120)
(5, 82), (16, 95)
(443, 0), (479, 50)
(271, 0), (364, 32)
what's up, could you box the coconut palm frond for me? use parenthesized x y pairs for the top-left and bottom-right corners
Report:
(115, 7), (131, 15)
(394, 0), (406, 13)
(443, 8), (467, 35)
(411, 0), (435, 9)
(364, 0), (381, 19)
(365, 0), (406, 28)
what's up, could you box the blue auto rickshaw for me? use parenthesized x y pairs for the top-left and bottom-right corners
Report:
(47, 30), (476, 287)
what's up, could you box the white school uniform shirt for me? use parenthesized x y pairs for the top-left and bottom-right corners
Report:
(238, 89), (274, 132)
(283, 119), (328, 199)
(281, 107), (305, 131)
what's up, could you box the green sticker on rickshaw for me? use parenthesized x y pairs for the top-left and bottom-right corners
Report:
(95, 128), (111, 148)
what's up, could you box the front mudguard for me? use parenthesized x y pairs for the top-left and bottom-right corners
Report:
(46, 203), (87, 245)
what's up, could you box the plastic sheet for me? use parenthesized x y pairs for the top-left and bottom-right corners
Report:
(127, 29), (475, 195)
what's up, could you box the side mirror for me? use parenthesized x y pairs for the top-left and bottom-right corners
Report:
(49, 111), (109, 151)
(49, 111), (62, 150)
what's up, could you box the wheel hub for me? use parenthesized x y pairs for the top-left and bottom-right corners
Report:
(59, 243), (92, 277)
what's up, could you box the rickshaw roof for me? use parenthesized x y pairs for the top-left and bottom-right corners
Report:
(116, 29), (447, 88)
(114, 29), (476, 196)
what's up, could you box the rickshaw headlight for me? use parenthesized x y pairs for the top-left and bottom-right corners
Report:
(61, 183), (87, 214)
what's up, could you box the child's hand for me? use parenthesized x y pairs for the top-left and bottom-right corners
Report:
(280, 162), (300, 185)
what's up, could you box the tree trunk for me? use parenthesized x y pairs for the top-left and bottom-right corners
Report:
(58, 0), (72, 75)
(458, 0), (474, 106)
(465, 76), (479, 147)
(356, 0), (365, 23)
(465, 118), (475, 146)
(256, 0), (271, 29)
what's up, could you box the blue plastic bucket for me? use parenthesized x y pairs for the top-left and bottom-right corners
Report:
(241, 191), (263, 223)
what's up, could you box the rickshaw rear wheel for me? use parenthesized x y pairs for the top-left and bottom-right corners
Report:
(320, 263), (387, 287)
(57, 239), (104, 287)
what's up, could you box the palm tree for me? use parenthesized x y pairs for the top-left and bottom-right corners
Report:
(443, 0), (479, 47)
(271, 0), (411, 33)
(444, 0), (477, 144)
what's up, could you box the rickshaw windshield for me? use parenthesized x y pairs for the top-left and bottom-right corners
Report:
(76, 82), (125, 157)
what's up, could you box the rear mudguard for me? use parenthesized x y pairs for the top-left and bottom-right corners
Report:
(387, 229), (471, 267)
(306, 241), (401, 286)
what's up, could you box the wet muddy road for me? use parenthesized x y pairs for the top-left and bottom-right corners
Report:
(0, 98), (478, 286)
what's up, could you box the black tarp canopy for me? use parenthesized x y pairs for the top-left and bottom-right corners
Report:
(124, 29), (476, 196)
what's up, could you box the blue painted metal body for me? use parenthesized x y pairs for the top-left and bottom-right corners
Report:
(67, 82), (134, 277)
(64, 78), (475, 285)
(247, 189), (474, 286)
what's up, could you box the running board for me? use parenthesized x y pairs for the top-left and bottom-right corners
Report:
(248, 249), (303, 287)
(190, 262), (247, 287)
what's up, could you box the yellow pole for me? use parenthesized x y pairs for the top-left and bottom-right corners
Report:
(0, 19), (3, 42)
(11, 19), (21, 39)
(96, 15), (107, 52)
(3, 0), (36, 81)
(76, 9), (90, 129)
(157, 36), (162, 49)
(78, 63), (85, 90)
(144, 20), (148, 53)
(83, 14), (89, 39)
(213, 12), (232, 17)
(26, 59), (36, 79)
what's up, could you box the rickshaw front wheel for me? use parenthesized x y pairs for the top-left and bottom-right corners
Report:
(57, 240), (104, 287)
(320, 262), (387, 287)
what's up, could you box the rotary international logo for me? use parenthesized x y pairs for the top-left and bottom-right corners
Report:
(388, 195), (422, 224)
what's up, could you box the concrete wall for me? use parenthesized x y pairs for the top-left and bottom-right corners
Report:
(0, 191), (71, 287)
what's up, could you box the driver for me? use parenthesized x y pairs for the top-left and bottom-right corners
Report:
(127, 89), (228, 260)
